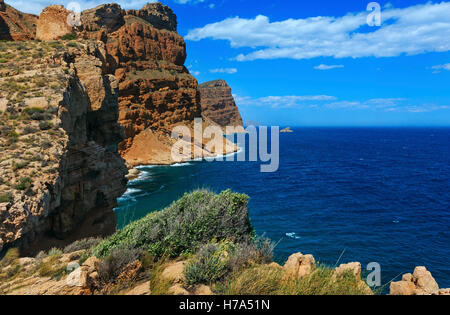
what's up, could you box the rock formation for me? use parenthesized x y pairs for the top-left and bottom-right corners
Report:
(199, 80), (244, 132)
(71, 3), (236, 166)
(389, 266), (449, 295)
(0, 40), (127, 254)
(35, 5), (73, 41)
(0, 0), (38, 40)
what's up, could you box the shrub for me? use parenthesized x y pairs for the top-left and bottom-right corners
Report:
(92, 190), (253, 258)
(15, 177), (31, 191)
(148, 257), (173, 295)
(1, 248), (20, 267)
(39, 121), (52, 130)
(23, 107), (44, 115)
(48, 248), (62, 257)
(226, 237), (274, 272)
(184, 242), (231, 285)
(63, 237), (102, 254)
(97, 248), (141, 282)
(61, 33), (77, 40)
(38, 255), (66, 278)
(0, 192), (12, 203)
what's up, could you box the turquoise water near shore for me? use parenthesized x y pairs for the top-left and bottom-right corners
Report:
(115, 127), (450, 290)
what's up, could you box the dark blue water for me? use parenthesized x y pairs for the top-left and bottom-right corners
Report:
(115, 128), (450, 289)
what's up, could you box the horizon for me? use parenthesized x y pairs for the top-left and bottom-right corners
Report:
(7, 0), (450, 127)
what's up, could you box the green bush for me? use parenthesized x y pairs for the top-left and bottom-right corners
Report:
(0, 192), (12, 203)
(97, 248), (141, 282)
(92, 190), (253, 258)
(61, 33), (77, 40)
(15, 177), (31, 191)
(39, 121), (52, 130)
(184, 242), (232, 285)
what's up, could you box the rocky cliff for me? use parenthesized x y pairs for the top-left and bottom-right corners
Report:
(0, 2), (240, 254)
(32, 3), (237, 166)
(0, 0), (37, 40)
(0, 40), (127, 255)
(199, 80), (244, 132)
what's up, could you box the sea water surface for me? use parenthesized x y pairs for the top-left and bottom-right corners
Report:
(115, 128), (450, 289)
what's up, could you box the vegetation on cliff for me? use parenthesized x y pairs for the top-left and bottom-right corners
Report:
(92, 189), (253, 258)
(1, 190), (377, 295)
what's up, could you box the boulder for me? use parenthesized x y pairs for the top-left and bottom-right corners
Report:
(413, 266), (439, 295)
(36, 5), (73, 40)
(125, 281), (151, 295)
(80, 3), (125, 33)
(168, 284), (189, 295)
(334, 262), (362, 279)
(193, 284), (213, 295)
(283, 253), (315, 278)
(161, 261), (186, 283)
(390, 280), (416, 295)
(389, 266), (440, 295)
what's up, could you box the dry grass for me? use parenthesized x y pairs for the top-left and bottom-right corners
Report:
(217, 264), (372, 295)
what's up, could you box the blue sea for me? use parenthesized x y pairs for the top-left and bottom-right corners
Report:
(115, 127), (450, 290)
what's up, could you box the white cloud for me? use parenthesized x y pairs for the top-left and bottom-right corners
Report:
(234, 95), (448, 113)
(235, 95), (337, 109)
(314, 64), (344, 70)
(186, 2), (450, 61)
(209, 68), (238, 74)
(431, 63), (450, 73)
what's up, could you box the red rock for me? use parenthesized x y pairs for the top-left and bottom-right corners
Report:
(199, 80), (244, 130)
(0, 0), (37, 40)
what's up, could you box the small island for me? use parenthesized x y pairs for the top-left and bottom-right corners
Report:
(280, 127), (294, 133)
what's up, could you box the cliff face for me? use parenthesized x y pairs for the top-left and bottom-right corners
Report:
(199, 80), (244, 131)
(0, 0), (38, 40)
(0, 40), (127, 254)
(73, 3), (207, 166)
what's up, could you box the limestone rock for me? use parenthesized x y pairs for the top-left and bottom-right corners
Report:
(125, 281), (150, 295)
(390, 266), (440, 295)
(390, 280), (416, 295)
(36, 5), (72, 40)
(80, 3), (125, 33)
(127, 2), (177, 32)
(334, 262), (362, 279)
(161, 261), (186, 283)
(193, 284), (213, 295)
(199, 80), (244, 131)
(283, 253), (315, 278)
(0, 0), (37, 40)
(0, 40), (127, 254)
(168, 283), (189, 295)
(413, 266), (439, 295)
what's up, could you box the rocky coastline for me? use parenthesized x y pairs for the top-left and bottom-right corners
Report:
(0, 1), (447, 296)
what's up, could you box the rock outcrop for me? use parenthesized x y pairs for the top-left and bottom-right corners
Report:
(0, 0), (38, 40)
(199, 80), (244, 132)
(389, 266), (447, 295)
(0, 39), (127, 254)
(69, 3), (237, 166)
(35, 5), (72, 41)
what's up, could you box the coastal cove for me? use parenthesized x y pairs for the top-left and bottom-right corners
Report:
(116, 127), (450, 290)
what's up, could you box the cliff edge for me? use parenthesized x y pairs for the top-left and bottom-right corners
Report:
(0, 0), (37, 40)
(199, 79), (244, 132)
(0, 40), (128, 254)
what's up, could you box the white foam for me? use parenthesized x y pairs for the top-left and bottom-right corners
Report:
(171, 162), (192, 167)
(286, 232), (301, 239)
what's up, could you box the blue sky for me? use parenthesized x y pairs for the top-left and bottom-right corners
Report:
(10, 0), (450, 126)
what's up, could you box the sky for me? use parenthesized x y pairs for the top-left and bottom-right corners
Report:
(8, 0), (450, 126)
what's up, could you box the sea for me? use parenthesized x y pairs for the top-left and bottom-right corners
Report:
(115, 127), (450, 290)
